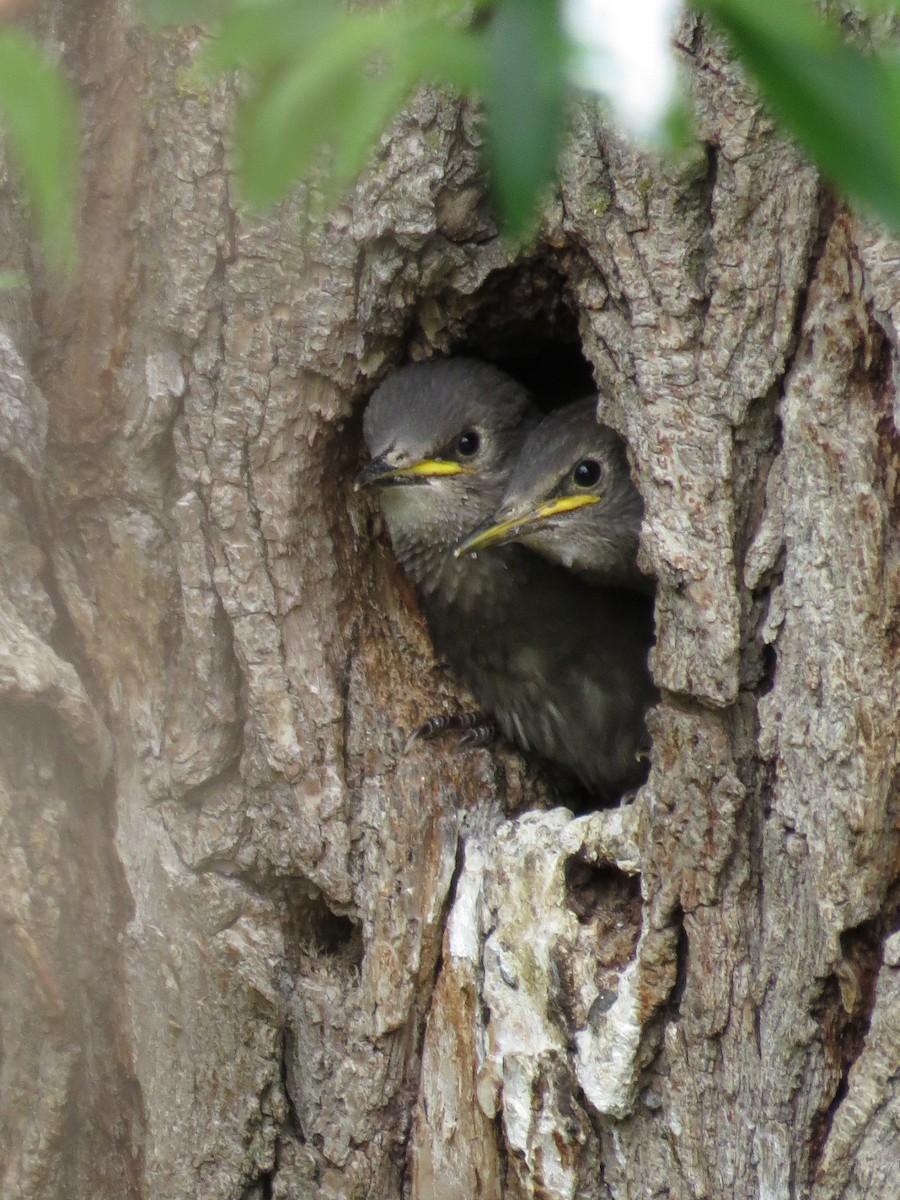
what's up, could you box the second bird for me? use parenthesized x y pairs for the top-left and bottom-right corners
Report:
(356, 358), (656, 799)
(456, 397), (654, 595)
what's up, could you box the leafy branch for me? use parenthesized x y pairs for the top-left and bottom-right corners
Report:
(4, 0), (900, 267)
(145, 0), (900, 238)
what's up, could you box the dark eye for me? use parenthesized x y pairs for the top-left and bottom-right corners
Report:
(456, 429), (481, 457)
(573, 458), (601, 488)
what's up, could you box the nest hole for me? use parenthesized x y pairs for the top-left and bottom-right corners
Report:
(449, 255), (653, 808)
(371, 251), (656, 809)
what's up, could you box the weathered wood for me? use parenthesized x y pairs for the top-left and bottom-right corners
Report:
(1, 5), (898, 1199)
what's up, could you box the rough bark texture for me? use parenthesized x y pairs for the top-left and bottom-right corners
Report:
(1, 5), (898, 1199)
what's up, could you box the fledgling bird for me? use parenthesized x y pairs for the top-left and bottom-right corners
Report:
(356, 357), (656, 799)
(456, 397), (654, 595)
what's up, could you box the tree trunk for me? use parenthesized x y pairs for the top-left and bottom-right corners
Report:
(2, 5), (898, 1199)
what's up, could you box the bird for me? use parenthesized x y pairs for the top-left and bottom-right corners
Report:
(455, 397), (654, 595)
(356, 357), (656, 799)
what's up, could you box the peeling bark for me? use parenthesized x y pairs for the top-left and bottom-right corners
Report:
(1, 5), (898, 1200)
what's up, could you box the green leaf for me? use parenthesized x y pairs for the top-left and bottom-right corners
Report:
(146, 0), (554, 237)
(0, 31), (78, 271)
(200, 0), (336, 74)
(485, 0), (568, 240)
(328, 71), (414, 193)
(702, 0), (900, 230)
(396, 24), (488, 95)
(230, 5), (477, 209)
(325, 24), (487, 198)
(233, 12), (391, 206)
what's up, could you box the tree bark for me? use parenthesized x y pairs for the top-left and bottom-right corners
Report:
(1, 5), (898, 1199)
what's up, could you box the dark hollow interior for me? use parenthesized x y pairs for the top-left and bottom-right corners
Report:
(440, 258), (598, 412)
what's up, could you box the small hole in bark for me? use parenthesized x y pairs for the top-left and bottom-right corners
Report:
(281, 887), (362, 968)
(553, 860), (643, 1028)
(565, 859), (642, 930)
(313, 909), (358, 956)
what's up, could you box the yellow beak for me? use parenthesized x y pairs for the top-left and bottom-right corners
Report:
(355, 456), (471, 490)
(454, 493), (599, 557)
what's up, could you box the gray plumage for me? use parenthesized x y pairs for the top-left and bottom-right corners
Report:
(357, 358), (655, 799)
(457, 397), (653, 595)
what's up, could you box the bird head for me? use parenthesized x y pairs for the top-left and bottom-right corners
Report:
(356, 358), (537, 556)
(455, 397), (649, 590)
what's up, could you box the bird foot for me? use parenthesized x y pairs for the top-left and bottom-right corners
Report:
(457, 721), (497, 748)
(403, 711), (496, 754)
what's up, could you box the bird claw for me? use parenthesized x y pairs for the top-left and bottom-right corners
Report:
(402, 727), (428, 755)
(403, 714), (452, 755)
(457, 723), (496, 748)
(403, 711), (495, 754)
(421, 714), (457, 739)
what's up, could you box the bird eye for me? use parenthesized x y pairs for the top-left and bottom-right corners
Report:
(456, 429), (481, 457)
(572, 458), (601, 488)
